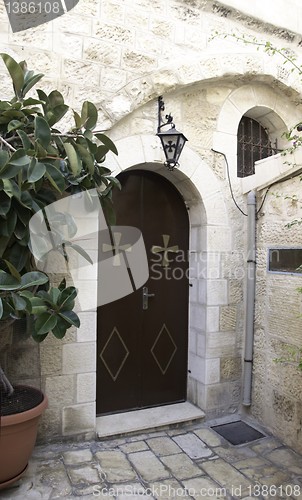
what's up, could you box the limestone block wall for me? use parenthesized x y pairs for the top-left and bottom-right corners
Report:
(221, 0), (302, 34)
(252, 176), (302, 452)
(1, 0), (302, 442)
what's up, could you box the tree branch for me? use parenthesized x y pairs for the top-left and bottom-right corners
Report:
(0, 136), (17, 152)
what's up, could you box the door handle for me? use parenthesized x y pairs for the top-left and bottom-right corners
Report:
(142, 286), (155, 310)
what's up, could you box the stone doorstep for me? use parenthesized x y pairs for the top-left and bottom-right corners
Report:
(96, 402), (205, 439)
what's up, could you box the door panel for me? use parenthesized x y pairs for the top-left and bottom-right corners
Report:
(97, 170), (189, 415)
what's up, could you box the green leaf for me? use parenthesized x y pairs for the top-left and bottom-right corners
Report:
(7, 149), (30, 166)
(0, 53), (24, 97)
(95, 133), (118, 155)
(58, 278), (66, 291)
(4, 260), (21, 280)
(8, 244), (28, 271)
(66, 243), (93, 265)
(0, 150), (9, 168)
(86, 138), (97, 155)
(106, 176), (121, 190)
(22, 97), (43, 106)
(7, 119), (23, 132)
(0, 270), (20, 290)
(2, 109), (25, 119)
(0, 236), (10, 258)
(20, 190), (33, 208)
(57, 286), (78, 309)
(45, 163), (65, 193)
(1, 210), (17, 237)
(3, 179), (20, 199)
(31, 331), (49, 343)
(13, 200), (31, 224)
(28, 296), (47, 315)
(34, 116), (51, 149)
(22, 73), (44, 96)
(83, 129), (93, 141)
(35, 313), (57, 335)
(48, 90), (65, 108)
(52, 319), (68, 339)
(36, 89), (49, 105)
(59, 310), (80, 327)
(46, 104), (69, 127)
(75, 143), (95, 174)
(17, 129), (32, 150)
(13, 220), (27, 240)
(34, 140), (48, 159)
(0, 163), (24, 179)
(0, 297), (3, 319)
(20, 271), (49, 289)
(11, 292), (27, 310)
(0, 192), (11, 215)
(95, 145), (109, 162)
(73, 110), (82, 129)
(28, 159), (46, 183)
(49, 287), (60, 304)
(63, 143), (82, 176)
(22, 107), (41, 116)
(37, 290), (53, 302)
(0, 101), (10, 111)
(81, 101), (98, 130)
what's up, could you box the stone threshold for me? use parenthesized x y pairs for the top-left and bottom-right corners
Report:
(96, 401), (205, 439)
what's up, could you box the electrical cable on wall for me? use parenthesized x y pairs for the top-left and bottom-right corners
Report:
(211, 148), (248, 216)
(211, 149), (270, 217)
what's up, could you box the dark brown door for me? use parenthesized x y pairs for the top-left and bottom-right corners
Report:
(97, 170), (189, 415)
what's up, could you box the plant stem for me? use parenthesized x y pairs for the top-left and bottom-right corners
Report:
(0, 365), (14, 396)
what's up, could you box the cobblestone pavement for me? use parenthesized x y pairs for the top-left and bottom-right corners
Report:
(1, 419), (302, 500)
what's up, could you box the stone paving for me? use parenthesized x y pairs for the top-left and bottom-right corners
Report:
(1, 419), (302, 500)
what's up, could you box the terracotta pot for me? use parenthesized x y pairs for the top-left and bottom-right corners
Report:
(0, 387), (48, 490)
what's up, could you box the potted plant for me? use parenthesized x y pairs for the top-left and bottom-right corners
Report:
(0, 53), (118, 489)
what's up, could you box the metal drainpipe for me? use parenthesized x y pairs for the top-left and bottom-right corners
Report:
(242, 190), (256, 406)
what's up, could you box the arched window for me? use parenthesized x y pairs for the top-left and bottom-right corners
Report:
(237, 116), (278, 177)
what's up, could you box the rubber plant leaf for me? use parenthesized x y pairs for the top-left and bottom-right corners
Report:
(0, 53), (24, 97)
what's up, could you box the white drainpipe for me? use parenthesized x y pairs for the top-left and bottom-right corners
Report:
(242, 190), (256, 406)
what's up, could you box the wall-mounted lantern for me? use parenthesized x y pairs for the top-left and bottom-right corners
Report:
(156, 96), (188, 171)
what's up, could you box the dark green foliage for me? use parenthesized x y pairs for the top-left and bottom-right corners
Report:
(0, 53), (119, 343)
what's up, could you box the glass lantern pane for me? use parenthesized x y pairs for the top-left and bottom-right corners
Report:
(163, 135), (178, 161)
(176, 136), (186, 157)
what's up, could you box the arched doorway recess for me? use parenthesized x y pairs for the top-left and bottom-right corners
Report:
(96, 136), (233, 415)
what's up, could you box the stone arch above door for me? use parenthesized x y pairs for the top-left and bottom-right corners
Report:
(106, 134), (229, 229)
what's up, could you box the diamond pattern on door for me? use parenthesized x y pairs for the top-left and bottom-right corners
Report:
(151, 323), (177, 375)
(100, 327), (129, 381)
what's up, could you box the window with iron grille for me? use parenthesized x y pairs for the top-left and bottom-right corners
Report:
(237, 116), (278, 177)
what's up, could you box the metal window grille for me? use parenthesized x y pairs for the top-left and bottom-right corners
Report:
(237, 116), (279, 178)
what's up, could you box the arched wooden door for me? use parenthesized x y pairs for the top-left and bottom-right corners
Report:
(97, 170), (189, 415)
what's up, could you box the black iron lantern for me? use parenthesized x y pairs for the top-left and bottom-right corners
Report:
(156, 96), (188, 171)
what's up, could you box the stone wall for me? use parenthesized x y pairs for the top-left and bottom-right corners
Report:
(251, 177), (302, 452)
(1, 0), (302, 447)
